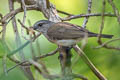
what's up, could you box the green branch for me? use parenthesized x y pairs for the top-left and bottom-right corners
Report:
(7, 41), (30, 57)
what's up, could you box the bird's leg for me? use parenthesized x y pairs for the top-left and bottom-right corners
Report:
(64, 46), (72, 67)
(58, 46), (73, 80)
(58, 46), (72, 61)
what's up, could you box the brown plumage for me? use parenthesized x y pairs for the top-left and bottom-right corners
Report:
(33, 20), (113, 46)
(47, 22), (113, 40)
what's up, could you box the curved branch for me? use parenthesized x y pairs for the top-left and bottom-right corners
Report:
(1, 5), (39, 23)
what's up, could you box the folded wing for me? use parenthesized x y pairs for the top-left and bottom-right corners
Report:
(47, 22), (89, 40)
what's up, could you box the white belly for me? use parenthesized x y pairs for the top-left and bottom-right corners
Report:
(56, 39), (77, 46)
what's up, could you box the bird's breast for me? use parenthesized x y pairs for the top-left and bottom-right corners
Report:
(55, 39), (77, 46)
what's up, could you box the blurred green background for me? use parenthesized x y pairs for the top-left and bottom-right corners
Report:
(0, 0), (120, 80)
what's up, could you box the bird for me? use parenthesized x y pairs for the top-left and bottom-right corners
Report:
(33, 20), (113, 46)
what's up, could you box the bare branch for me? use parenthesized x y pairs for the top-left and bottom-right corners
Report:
(9, 0), (25, 60)
(18, 19), (29, 30)
(82, 0), (92, 28)
(8, 48), (59, 68)
(108, 0), (120, 24)
(96, 0), (120, 50)
(8, 0), (35, 80)
(18, 19), (36, 40)
(36, 48), (58, 60)
(97, 0), (106, 43)
(7, 48), (59, 71)
(21, 0), (28, 41)
(73, 45), (107, 80)
(62, 13), (116, 21)
(21, 0), (27, 24)
(36, 0), (61, 22)
(57, 10), (73, 16)
(1, 5), (39, 23)
(95, 37), (120, 50)
(7, 33), (41, 57)
(7, 61), (28, 73)
(29, 59), (60, 79)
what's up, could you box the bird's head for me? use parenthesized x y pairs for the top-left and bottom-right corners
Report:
(33, 20), (53, 33)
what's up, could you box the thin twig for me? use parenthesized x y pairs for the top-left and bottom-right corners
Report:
(1, 15), (15, 26)
(7, 47), (59, 73)
(62, 13), (116, 21)
(1, 5), (39, 23)
(36, 48), (58, 60)
(21, 0), (28, 41)
(96, 0), (120, 50)
(9, 1), (35, 79)
(88, 0), (92, 14)
(27, 19), (36, 60)
(21, 0), (27, 24)
(72, 34), (88, 67)
(95, 37), (120, 49)
(9, 57), (31, 66)
(7, 33), (41, 57)
(8, 48), (58, 68)
(18, 19), (28, 30)
(98, 0), (106, 43)
(29, 59), (59, 79)
(82, 0), (92, 28)
(57, 9), (73, 16)
(18, 19), (35, 40)
(73, 45), (107, 80)
(9, 0), (25, 60)
(7, 61), (28, 73)
(0, 15), (15, 39)
(108, 0), (120, 24)
(0, 39), (22, 65)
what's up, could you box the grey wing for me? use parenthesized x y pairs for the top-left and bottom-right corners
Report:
(47, 22), (89, 39)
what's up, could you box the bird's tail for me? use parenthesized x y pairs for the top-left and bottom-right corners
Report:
(100, 34), (113, 38)
(88, 32), (113, 38)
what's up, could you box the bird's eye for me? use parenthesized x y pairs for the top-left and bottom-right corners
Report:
(38, 23), (43, 27)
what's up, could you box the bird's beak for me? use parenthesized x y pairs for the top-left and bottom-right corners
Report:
(32, 26), (40, 32)
(33, 25), (38, 30)
(34, 29), (40, 32)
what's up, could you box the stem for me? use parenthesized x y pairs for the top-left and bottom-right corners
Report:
(73, 45), (107, 80)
